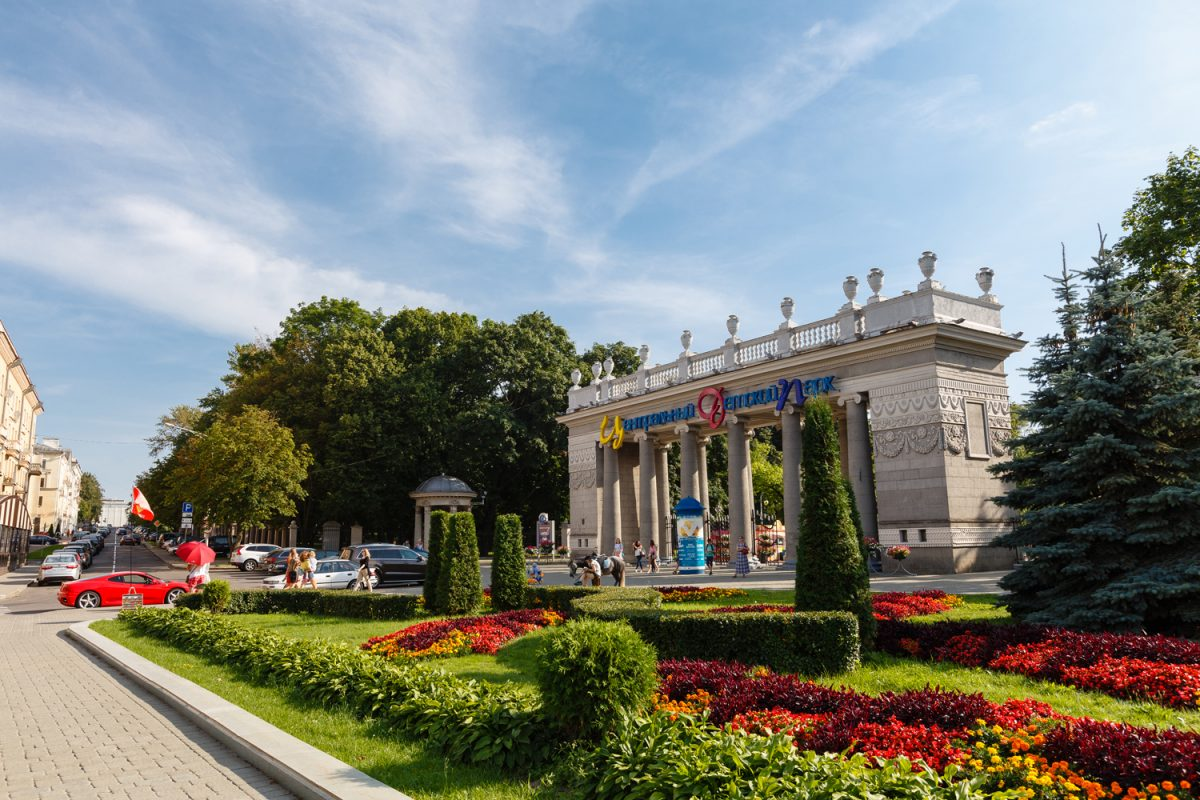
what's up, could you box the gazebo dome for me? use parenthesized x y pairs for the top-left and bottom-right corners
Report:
(410, 474), (476, 498)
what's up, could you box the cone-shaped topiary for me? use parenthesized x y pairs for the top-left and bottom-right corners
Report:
(490, 513), (527, 611)
(443, 511), (482, 615)
(424, 510), (450, 612)
(795, 399), (875, 648)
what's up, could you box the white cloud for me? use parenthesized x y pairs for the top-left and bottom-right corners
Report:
(0, 195), (451, 338)
(620, 1), (958, 212)
(1026, 101), (1099, 145)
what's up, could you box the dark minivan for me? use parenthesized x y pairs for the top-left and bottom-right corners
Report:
(339, 544), (426, 586)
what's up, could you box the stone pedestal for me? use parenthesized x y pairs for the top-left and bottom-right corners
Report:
(321, 520), (341, 553)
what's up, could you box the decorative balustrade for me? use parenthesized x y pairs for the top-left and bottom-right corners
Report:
(565, 251), (1010, 412)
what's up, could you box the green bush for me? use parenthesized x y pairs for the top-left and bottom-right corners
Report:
(172, 588), (422, 620)
(551, 712), (992, 799)
(443, 512), (482, 614)
(569, 588), (663, 618)
(524, 585), (603, 615)
(534, 619), (658, 740)
(795, 399), (876, 648)
(200, 579), (231, 612)
(425, 510), (450, 612)
(599, 609), (859, 675)
(490, 514), (527, 611)
(119, 607), (552, 769)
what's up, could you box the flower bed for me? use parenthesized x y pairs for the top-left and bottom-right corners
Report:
(879, 620), (1200, 709)
(871, 589), (962, 620)
(653, 585), (748, 603)
(655, 658), (1200, 794)
(362, 609), (563, 660)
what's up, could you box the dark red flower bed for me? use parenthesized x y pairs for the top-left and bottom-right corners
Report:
(878, 620), (1200, 708)
(656, 658), (1200, 787)
(871, 589), (962, 621)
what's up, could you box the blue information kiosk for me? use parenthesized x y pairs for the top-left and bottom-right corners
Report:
(674, 497), (706, 576)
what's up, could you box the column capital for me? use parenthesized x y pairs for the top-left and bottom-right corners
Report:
(633, 431), (652, 443)
(837, 392), (865, 407)
(673, 423), (692, 436)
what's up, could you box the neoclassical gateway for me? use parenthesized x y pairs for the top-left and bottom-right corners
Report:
(557, 253), (1025, 573)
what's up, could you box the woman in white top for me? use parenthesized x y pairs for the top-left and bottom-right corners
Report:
(186, 561), (210, 593)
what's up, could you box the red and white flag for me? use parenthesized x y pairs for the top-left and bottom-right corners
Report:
(131, 486), (155, 521)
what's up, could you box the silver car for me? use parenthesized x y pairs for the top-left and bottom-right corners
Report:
(37, 553), (82, 585)
(261, 559), (378, 591)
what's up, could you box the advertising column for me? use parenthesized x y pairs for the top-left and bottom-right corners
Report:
(674, 497), (705, 575)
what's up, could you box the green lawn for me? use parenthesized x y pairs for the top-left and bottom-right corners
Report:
(28, 544), (64, 561)
(91, 619), (537, 800)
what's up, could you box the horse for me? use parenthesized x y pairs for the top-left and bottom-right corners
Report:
(568, 553), (626, 587)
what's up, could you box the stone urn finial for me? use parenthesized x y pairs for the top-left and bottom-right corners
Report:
(866, 267), (885, 300)
(919, 251), (938, 280)
(602, 356), (614, 378)
(842, 275), (859, 304)
(780, 296), (794, 322)
(726, 314), (740, 339)
(976, 266), (995, 296)
(638, 343), (650, 366)
(570, 368), (582, 389)
(680, 329), (693, 352)
(591, 361), (602, 383)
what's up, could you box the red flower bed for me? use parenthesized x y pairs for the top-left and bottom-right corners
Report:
(655, 658), (1200, 791)
(707, 603), (793, 614)
(652, 585), (748, 603)
(871, 589), (962, 621)
(362, 609), (562, 660)
(879, 620), (1200, 709)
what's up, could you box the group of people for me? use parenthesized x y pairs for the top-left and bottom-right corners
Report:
(282, 548), (320, 589)
(625, 539), (659, 573)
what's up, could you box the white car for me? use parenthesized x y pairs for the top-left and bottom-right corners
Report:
(37, 552), (82, 585)
(230, 543), (279, 571)
(261, 559), (379, 591)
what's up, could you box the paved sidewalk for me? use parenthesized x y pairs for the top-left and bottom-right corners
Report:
(0, 608), (296, 800)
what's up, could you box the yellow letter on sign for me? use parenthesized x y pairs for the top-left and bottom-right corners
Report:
(599, 415), (625, 449)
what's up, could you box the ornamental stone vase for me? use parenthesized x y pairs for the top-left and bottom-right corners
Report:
(602, 356), (614, 378)
(726, 314), (740, 339)
(680, 329), (693, 352)
(638, 344), (650, 366)
(866, 267), (885, 299)
(591, 361), (602, 384)
(570, 368), (582, 389)
(976, 266), (995, 295)
(842, 276), (859, 304)
(919, 251), (938, 280)
(780, 296), (794, 322)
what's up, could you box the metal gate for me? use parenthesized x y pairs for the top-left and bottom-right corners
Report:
(0, 494), (33, 574)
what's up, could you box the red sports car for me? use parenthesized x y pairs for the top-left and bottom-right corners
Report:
(57, 571), (190, 609)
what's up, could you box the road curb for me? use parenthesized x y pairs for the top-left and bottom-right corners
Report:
(67, 621), (414, 800)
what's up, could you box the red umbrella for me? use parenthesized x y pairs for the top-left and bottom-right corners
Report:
(176, 541), (216, 566)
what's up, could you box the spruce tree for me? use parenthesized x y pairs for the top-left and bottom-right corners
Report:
(424, 510), (449, 612)
(795, 399), (875, 648)
(491, 513), (528, 611)
(993, 240), (1200, 635)
(443, 511), (482, 615)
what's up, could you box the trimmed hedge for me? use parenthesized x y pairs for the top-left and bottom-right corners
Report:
(173, 589), (422, 620)
(523, 585), (605, 615)
(424, 510), (449, 612)
(119, 607), (551, 769)
(571, 604), (859, 675)
(443, 512), (482, 615)
(569, 588), (663, 618)
(490, 514), (526, 611)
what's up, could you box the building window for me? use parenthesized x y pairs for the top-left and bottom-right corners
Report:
(899, 529), (908, 543)
(965, 400), (991, 459)
(918, 528), (927, 542)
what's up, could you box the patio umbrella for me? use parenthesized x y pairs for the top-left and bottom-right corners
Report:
(176, 541), (216, 566)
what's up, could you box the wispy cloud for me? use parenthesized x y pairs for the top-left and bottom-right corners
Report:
(620, 1), (957, 213)
(1026, 101), (1098, 146)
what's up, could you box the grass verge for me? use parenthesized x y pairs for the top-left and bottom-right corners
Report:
(91, 619), (536, 800)
(28, 544), (64, 560)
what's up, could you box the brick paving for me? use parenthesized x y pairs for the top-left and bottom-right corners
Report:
(0, 608), (296, 800)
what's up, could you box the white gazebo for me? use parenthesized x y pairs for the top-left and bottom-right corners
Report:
(409, 474), (477, 547)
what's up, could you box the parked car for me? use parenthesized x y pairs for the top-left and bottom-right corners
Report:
(170, 535), (232, 558)
(57, 571), (190, 609)
(261, 548), (340, 573)
(28, 534), (57, 546)
(60, 544), (92, 569)
(37, 553), (82, 585)
(338, 543), (426, 586)
(261, 559), (378, 590)
(230, 543), (279, 571)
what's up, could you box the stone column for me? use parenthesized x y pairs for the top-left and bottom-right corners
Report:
(322, 520), (341, 552)
(842, 393), (879, 537)
(288, 520), (298, 549)
(655, 445), (670, 552)
(422, 506), (432, 547)
(637, 433), (658, 549)
(677, 425), (699, 500)
(726, 416), (753, 559)
(697, 437), (710, 513)
(413, 508), (422, 545)
(350, 524), (363, 546)
(780, 405), (803, 566)
(601, 444), (620, 554)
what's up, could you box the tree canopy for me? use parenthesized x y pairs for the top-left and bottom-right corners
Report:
(77, 472), (102, 522)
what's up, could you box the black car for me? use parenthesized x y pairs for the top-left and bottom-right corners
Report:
(175, 535), (232, 558)
(339, 544), (426, 585)
(28, 534), (57, 546)
(60, 544), (92, 569)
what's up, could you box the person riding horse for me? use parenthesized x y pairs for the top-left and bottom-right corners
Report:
(568, 552), (626, 587)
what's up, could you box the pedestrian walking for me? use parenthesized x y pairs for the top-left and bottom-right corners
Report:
(734, 541), (750, 578)
(301, 550), (319, 589)
(186, 561), (209, 593)
(705, 541), (715, 575)
(612, 538), (623, 559)
(633, 540), (645, 572)
(356, 547), (373, 591)
(284, 548), (300, 589)
(648, 541), (658, 573)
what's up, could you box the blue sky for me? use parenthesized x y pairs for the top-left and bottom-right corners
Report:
(2, 0), (1197, 500)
